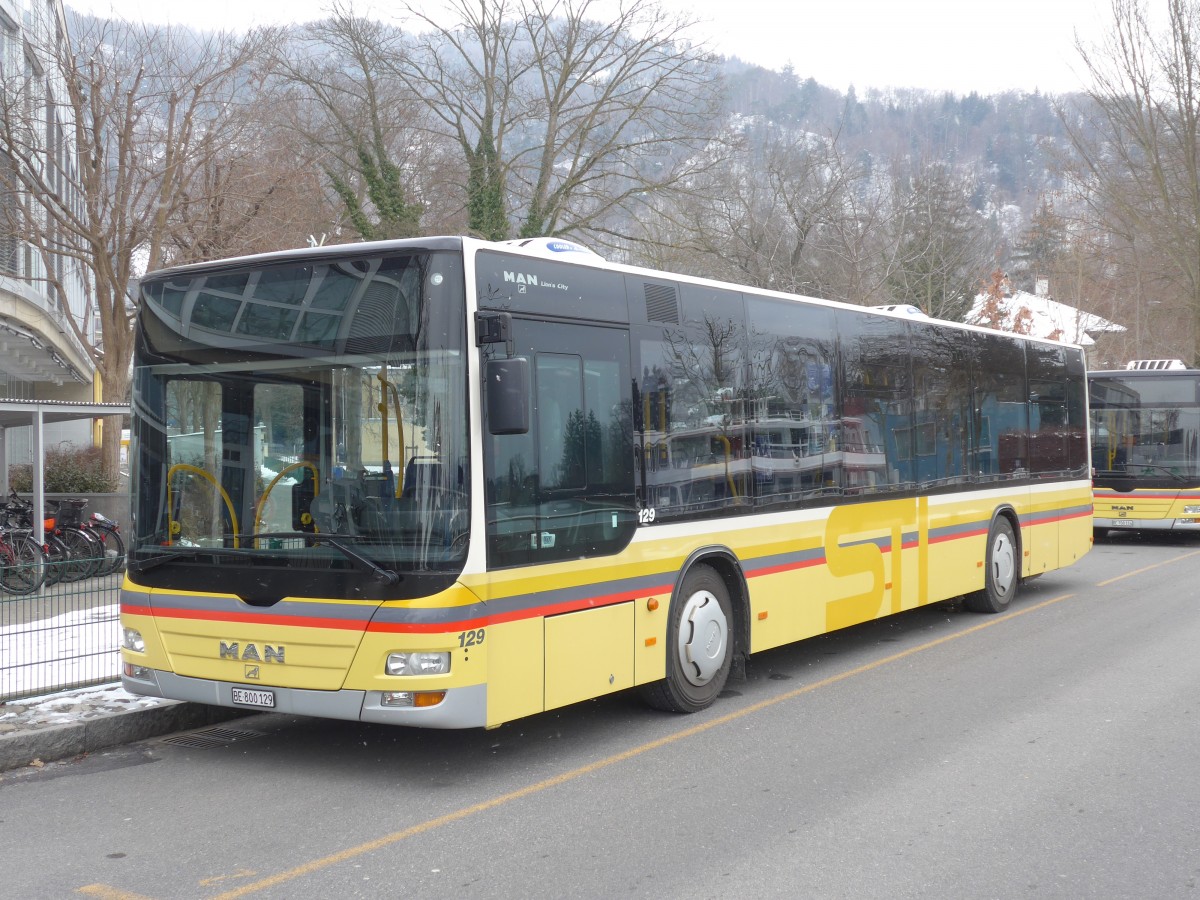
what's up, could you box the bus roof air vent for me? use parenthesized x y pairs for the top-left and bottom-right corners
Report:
(1125, 359), (1188, 370)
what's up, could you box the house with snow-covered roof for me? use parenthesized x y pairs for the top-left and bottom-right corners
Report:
(966, 288), (1125, 350)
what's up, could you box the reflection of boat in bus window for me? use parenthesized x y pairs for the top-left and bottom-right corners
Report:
(643, 425), (750, 515)
(750, 414), (835, 501)
(646, 414), (901, 507)
(839, 417), (890, 491)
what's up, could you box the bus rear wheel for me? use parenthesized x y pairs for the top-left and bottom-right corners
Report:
(641, 565), (733, 713)
(965, 516), (1018, 614)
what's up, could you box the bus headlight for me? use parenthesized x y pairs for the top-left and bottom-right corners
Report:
(1184, 506), (1200, 515)
(122, 627), (145, 653)
(386, 651), (451, 676)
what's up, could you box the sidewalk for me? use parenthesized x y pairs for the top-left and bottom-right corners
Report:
(0, 684), (245, 774)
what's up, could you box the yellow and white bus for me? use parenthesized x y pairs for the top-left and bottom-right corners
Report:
(121, 236), (1093, 728)
(1090, 361), (1200, 534)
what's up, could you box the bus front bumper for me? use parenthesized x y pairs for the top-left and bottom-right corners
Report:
(1094, 516), (1200, 531)
(121, 668), (488, 729)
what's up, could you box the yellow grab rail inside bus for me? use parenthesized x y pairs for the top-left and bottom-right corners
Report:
(253, 460), (320, 548)
(377, 367), (405, 498)
(166, 463), (241, 548)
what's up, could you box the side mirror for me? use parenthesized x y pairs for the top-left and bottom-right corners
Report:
(486, 357), (530, 435)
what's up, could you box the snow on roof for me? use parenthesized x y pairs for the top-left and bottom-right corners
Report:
(966, 290), (1125, 346)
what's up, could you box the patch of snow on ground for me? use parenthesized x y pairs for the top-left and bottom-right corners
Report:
(0, 603), (121, 698)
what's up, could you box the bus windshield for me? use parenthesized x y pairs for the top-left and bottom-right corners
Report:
(1089, 372), (1200, 485)
(130, 247), (469, 600)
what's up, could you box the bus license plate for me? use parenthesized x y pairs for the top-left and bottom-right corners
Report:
(231, 687), (275, 708)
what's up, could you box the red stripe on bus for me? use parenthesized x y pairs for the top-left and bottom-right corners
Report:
(122, 509), (1087, 635)
(1038, 508), (1093, 524)
(123, 604), (367, 632)
(746, 556), (825, 579)
(126, 583), (678, 635)
(1093, 491), (1193, 500)
(367, 581), (677, 633)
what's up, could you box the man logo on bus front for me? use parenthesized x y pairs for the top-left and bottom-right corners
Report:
(219, 641), (286, 664)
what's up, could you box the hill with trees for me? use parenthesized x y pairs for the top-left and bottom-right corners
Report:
(1, 0), (1196, 482)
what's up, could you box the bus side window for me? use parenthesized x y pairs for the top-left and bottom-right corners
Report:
(484, 322), (635, 569)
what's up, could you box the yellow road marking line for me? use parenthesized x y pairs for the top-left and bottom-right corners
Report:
(206, 591), (1076, 899)
(76, 885), (157, 899)
(1094, 548), (1200, 587)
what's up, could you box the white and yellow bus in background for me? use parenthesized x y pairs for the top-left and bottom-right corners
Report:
(121, 236), (1093, 728)
(1090, 360), (1200, 535)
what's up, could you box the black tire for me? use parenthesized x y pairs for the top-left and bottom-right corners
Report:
(43, 533), (70, 586)
(0, 537), (47, 594)
(965, 516), (1019, 613)
(0, 539), (23, 595)
(59, 526), (102, 582)
(91, 525), (126, 576)
(640, 565), (734, 713)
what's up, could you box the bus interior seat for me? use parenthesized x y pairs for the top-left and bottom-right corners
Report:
(402, 456), (458, 498)
(309, 479), (356, 534)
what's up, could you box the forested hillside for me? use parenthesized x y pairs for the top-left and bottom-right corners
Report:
(3, 0), (1195, 461)
(722, 62), (1075, 218)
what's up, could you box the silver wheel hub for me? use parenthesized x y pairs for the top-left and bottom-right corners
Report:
(991, 531), (1016, 597)
(677, 590), (729, 686)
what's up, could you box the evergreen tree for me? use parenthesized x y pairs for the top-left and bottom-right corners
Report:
(1009, 197), (1067, 294)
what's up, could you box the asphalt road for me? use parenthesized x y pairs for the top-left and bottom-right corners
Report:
(2, 531), (1198, 899)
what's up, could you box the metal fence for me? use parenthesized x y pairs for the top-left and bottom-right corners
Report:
(0, 558), (122, 702)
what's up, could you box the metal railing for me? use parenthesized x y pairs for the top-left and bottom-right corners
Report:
(0, 557), (122, 702)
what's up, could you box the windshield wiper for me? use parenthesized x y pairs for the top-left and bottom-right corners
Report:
(232, 531), (400, 586)
(247, 530), (367, 542)
(129, 546), (257, 573)
(1095, 464), (1187, 483)
(133, 533), (400, 586)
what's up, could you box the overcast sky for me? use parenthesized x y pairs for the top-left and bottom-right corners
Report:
(68, 0), (1112, 96)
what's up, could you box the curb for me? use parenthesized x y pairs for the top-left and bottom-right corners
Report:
(0, 702), (248, 773)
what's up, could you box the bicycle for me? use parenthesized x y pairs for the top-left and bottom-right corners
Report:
(81, 509), (125, 576)
(50, 497), (106, 581)
(3, 491), (82, 585)
(0, 524), (48, 594)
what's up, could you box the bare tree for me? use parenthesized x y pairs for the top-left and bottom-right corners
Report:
(1063, 0), (1200, 360)
(394, 0), (526, 241)
(167, 90), (338, 262)
(661, 120), (866, 295)
(274, 7), (446, 241)
(389, 0), (722, 244)
(0, 14), (273, 477)
(884, 161), (998, 321)
(820, 171), (897, 307)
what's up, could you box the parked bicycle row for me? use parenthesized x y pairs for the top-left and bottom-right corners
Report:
(0, 490), (124, 595)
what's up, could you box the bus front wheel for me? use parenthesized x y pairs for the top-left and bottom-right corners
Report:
(641, 565), (733, 713)
(965, 516), (1018, 614)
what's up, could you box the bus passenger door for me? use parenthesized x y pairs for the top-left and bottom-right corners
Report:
(482, 317), (638, 713)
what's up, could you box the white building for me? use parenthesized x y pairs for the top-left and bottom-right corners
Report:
(0, 0), (97, 459)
